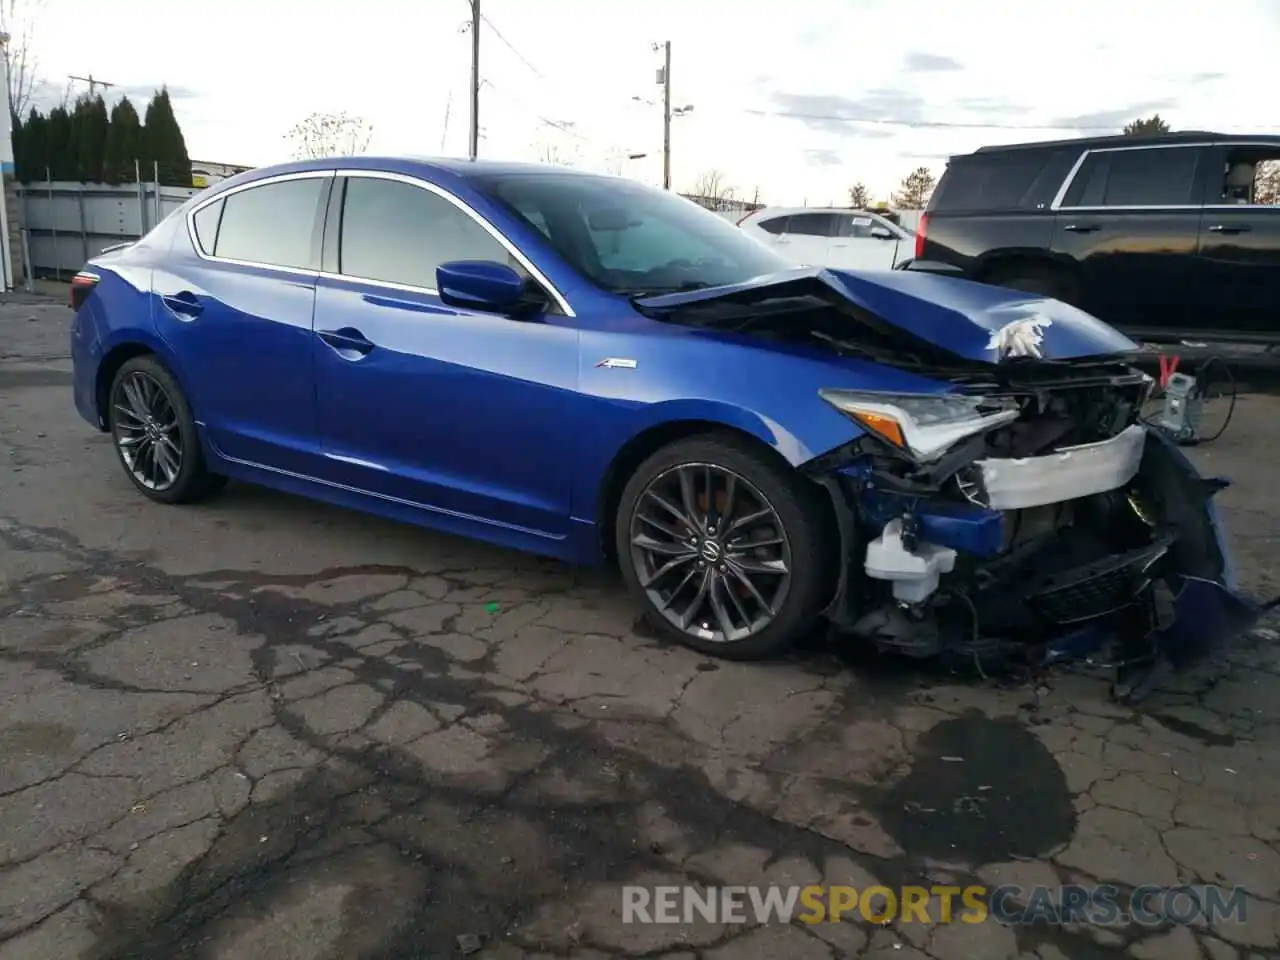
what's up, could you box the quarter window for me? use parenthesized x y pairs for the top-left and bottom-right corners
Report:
(192, 198), (223, 255)
(756, 216), (790, 235)
(338, 176), (510, 289)
(212, 177), (327, 269)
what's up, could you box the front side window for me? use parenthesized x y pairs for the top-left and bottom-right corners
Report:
(473, 172), (787, 295)
(338, 177), (510, 289)
(213, 177), (327, 269)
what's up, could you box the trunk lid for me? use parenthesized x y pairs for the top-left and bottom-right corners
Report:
(634, 267), (1138, 365)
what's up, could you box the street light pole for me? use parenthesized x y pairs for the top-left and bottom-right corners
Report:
(468, 0), (480, 160)
(661, 40), (671, 190)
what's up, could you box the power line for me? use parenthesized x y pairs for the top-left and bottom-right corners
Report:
(743, 106), (1277, 134)
(480, 13), (545, 79)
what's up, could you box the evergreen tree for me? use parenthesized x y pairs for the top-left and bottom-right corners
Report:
(10, 112), (23, 181)
(17, 109), (47, 182)
(70, 94), (110, 181)
(142, 87), (192, 186)
(104, 95), (143, 183)
(45, 105), (75, 180)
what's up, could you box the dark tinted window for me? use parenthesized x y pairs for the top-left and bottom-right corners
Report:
(214, 177), (326, 269)
(339, 177), (508, 288)
(757, 216), (790, 234)
(786, 213), (839, 237)
(473, 172), (786, 294)
(192, 198), (223, 254)
(1064, 147), (1202, 207)
(931, 149), (1068, 212)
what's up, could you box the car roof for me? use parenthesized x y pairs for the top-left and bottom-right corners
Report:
(969, 131), (1278, 155)
(215, 155), (618, 191)
(747, 206), (889, 217)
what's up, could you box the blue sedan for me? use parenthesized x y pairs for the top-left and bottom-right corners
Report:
(69, 156), (1258, 698)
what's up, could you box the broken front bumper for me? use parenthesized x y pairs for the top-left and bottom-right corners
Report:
(822, 426), (1260, 673)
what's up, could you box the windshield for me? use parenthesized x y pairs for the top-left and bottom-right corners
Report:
(471, 172), (789, 295)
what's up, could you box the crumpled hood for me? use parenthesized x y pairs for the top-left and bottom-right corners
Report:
(634, 267), (1138, 364)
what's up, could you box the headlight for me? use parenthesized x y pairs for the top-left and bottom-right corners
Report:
(820, 389), (1020, 462)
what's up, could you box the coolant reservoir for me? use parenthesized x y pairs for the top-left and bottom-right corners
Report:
(864, 519), (957, 604)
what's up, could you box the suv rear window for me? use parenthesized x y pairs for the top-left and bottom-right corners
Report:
(930, 149), (1075, 213)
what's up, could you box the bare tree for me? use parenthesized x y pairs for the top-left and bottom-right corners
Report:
(691, 169), (735, 203)
(1, 0), (44, 119)
(534, 139), (581, 168)
(284, 111), (373, 160)
(847, 182), (871, 208)
(891, 166), (937, 209)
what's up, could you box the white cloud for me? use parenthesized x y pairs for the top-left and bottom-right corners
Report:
(24, 0), (1280, 204)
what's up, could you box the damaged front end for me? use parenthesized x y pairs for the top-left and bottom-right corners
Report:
(807, 363), (1259, 704)
(635, 268), (1261, 701)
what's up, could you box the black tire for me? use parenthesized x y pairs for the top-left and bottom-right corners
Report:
(615, 433), (835, 659)
(107, 354), (227, 505)
(987, 265), (1075, 303)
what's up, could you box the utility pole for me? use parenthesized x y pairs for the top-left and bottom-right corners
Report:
(69, 74), (115, 98)
(468, 0), (480, 160)
(661, 40), (672, 190)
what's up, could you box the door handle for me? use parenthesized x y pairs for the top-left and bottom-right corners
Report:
(1062, 223), (1101, 233)
(1207, 224), (1250, 234)
(160, 292), (203, 318)
(318, 328), (376, 357)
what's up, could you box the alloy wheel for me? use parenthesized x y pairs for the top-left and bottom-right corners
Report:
(628, 462), (793, 644)
(112, 370), (184, 491)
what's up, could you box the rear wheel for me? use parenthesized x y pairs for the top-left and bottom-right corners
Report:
(615, 434), (835, 659)
(108, 355), (226, 504)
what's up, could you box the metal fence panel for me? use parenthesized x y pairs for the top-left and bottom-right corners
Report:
(17, 180), (202, 278)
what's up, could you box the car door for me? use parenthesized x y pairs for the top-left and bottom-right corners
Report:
(829, 214), (902, 270)
(1193, 144), (1280, 339)
(310, 172), (579, 538)
(152, 172), (331, 473)
(1050, 144), (1205, 336)
(772, 212), (839, 266)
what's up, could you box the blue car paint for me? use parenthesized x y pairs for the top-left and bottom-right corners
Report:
(70, 156), (1258, 679)
(635, 265), (1140, 363)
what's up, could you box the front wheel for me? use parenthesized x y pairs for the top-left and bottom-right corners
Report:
(107, 355), (226, 504)
(615, 434), (835, 659)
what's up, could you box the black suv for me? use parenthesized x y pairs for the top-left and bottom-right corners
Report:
(909, 132), (1280, 344)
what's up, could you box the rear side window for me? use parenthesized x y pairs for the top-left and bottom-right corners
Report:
(191, 199), (223, 254)
(1062, 147), (1202, 208)
(931, 149), (1071, 212)
(786, 213), (839, 237)
(213, 177), (327, 269)
(338, 176), (509, 289)
(756, 216), (790, 235)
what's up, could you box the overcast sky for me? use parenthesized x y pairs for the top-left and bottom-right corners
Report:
(26, 0), (1280, 204)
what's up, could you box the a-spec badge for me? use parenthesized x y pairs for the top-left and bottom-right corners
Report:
(596, 358), (637, 369)
(986, 316), (1053, 360)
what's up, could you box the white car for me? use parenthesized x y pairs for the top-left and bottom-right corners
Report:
(737, 207), (914, 271)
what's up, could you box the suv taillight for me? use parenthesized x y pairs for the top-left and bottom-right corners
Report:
(70, 271), (99, 311)
(915, 213), (928, 260)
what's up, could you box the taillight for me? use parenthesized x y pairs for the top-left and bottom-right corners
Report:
(914, 213), (928, 260)
(70, 271), (99, 311)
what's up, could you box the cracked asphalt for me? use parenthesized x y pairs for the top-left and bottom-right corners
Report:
(1, 292), (1279, 960)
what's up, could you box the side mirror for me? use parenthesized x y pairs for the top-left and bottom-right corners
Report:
(436, 260), (541, 314)
(869, 225), (895, 240)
